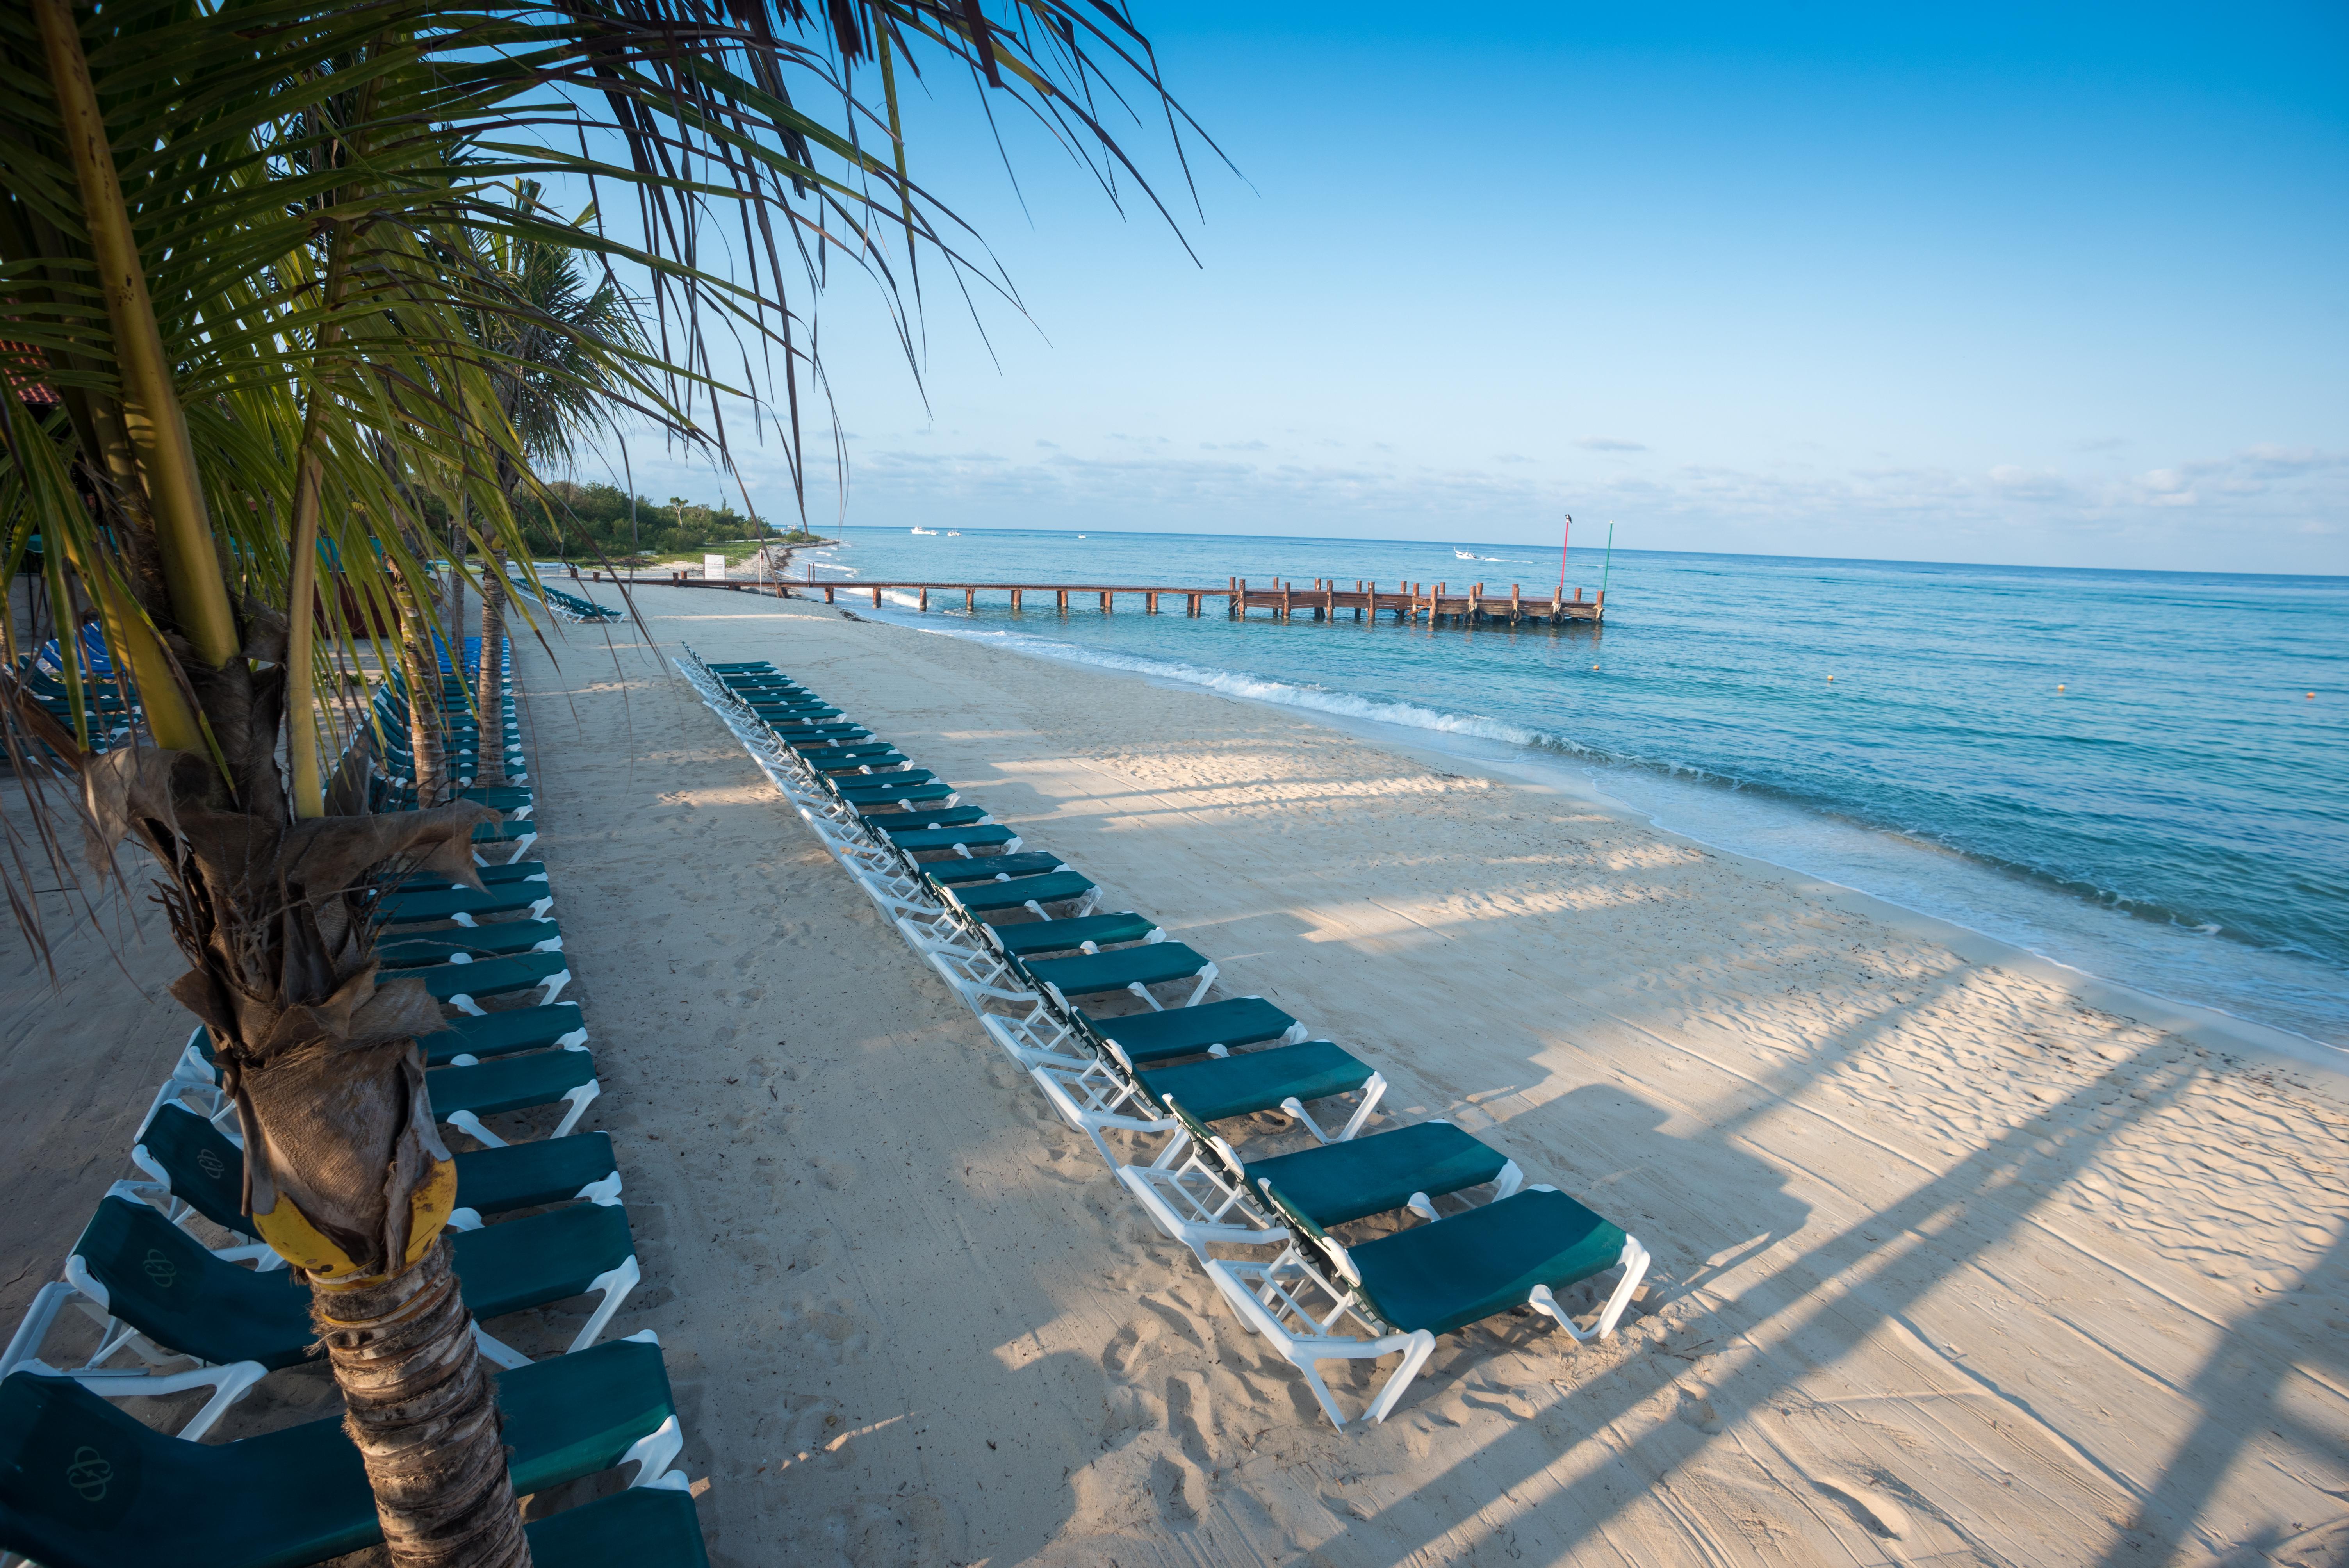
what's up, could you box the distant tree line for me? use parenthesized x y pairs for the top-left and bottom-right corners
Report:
(517, 481), (820, 558)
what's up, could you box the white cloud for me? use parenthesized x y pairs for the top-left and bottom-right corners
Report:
(1576, 437), (1648, 453)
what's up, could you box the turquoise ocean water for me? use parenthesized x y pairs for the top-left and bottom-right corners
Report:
(786, 527), (2348, 1053)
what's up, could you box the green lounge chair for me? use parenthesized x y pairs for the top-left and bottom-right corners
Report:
(460, 783), (535, 815)
(861, 805), (990, 832)
(1241, 1120), (1515, 1226)
(5, 1193), (641, 1432)
(1082, 996), (1306, 1066)
(378, 919), (561, 968)
(1112, 1095), (1518, 1259)
(159, 1020), (596, 1137)
(923, 852), (1065, 885)
(405, 949), (571, 1014)
(130, 1102), (620, 1240)
(873, 807), (991, 831)
(782, 731), (880, 753)
(372, 878), (552, 925)
(1209, 1183), (1651, 1426)
(1137, 1041), (1383, 1138)
(419, 1001), (590, 1067)
(979, 911), (1160, 956)
(834, 767), (935, 788)
(1113, 1089), (1513, 1258)
(837, 780), (955, 807)
(937, 871), (1095, 920)
(428, 1045), (600, 1145)
(474, 858), (549, 886)
(1018, 942), (1216, 1012)
(807, 748), (906, 773)
(888, 825), (1021, 855)
(834, 770), (944, 796)
(0, 1334), (688, 1566)
(1020, 1034), (1388, 1170)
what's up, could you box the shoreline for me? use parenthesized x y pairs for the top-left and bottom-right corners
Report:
(828, 593), (2349, 1078)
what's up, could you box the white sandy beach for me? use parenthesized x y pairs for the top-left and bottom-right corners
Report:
(4, 582), (2343, 1566)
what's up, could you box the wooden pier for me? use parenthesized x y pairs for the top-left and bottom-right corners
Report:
(722, 574), (1605, 625)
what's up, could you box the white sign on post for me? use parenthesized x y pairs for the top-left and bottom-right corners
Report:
(704, 554), (726, 581)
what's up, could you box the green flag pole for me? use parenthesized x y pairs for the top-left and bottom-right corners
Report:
(1601, 522), (1615, 601)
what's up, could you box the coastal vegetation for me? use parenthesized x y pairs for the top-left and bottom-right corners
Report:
(0, 1), (1194, 1561)
(517, 483), (787, 561)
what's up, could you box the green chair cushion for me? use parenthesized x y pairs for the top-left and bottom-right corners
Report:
(454, 1133), (620, 1217)
(427, 1047), (596, 1118)
(132, 1105), (255, 1237)
(833, 768), (935, 789)
(448, 1202), (633, 1320)
(924, 853), (1062, 884)
(419, 1003), (587, 1067)
(1348, 1188), (1629, 1337)
(888, 826), (1017, 854)
(1020, 943), (1209, 998)
(782, 732), (879, 752)
(942, 873), (1094, 912)
(863, 805), (989, 830)
(69, 1198), (314, 1370)
(981, 912), (1156, 955)
(806, 748), (904, 771)
(374, 882), (551, 925)
(837, 781), (953, 806)
(379, 921), (561, 968)
(1137, 1040), (1371, 1123)
(523, 1487), (709, 1568)
(1243, 1122), (1506, 1227)
(405, 950), (568, 1003)
(1082, 997), (1296, 1066)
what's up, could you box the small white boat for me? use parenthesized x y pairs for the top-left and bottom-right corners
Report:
(910, 526), (938, 535)
(1455, 548), (1476, 559)
(946, 531), (961, 536)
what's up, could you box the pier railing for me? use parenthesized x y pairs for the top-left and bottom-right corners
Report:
(585, 570), (1604, 625)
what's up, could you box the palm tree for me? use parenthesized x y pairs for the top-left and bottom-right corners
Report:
(0, 1), (1205, 1561)
(463, 181), (649, 739)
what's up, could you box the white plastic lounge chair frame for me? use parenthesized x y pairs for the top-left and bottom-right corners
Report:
(3, 1176), (644, 1408)
(441, 961), (574, 1017)
(441, 1042), (600, 1148)
(1203, 1186), (1651, 1428)
(0, 1275), (268, 1440)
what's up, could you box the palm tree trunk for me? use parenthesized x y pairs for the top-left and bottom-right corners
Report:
(389, 568), (447, 806)
(475, 552), (505, 786)
(446, 523), (467, 687)
(315, 1240), (528, 1567)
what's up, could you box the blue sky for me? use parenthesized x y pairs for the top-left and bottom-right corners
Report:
(608, 1), (2347, 574)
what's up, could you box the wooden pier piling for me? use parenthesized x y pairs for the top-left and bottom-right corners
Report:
(765, 575), (1601, 627)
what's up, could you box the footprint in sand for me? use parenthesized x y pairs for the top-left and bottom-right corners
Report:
(1103, 1317), (1160, 1380)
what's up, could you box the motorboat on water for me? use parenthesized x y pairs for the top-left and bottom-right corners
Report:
(910, 526), (938, 535)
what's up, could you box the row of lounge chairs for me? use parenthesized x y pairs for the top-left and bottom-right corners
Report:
(517, 576), (622, 624)
(0, 638), (708, 1567)
(676, 648), (1654, 1428)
